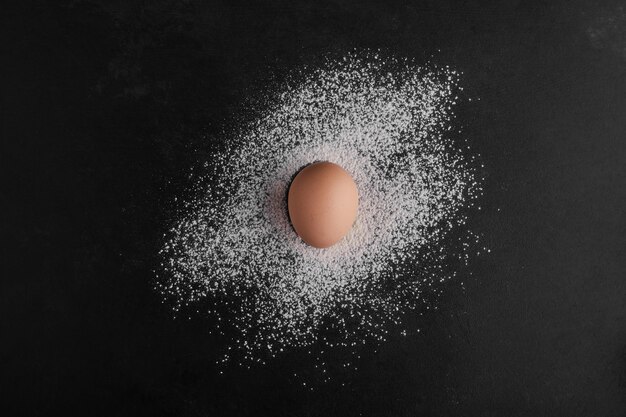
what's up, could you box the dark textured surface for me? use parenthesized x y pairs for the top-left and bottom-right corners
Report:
(3, 0), (626, 415)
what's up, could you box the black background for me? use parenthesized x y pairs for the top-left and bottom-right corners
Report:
(4, 0), (626, 415)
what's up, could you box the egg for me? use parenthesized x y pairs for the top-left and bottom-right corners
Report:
(287, 161), (359, 248)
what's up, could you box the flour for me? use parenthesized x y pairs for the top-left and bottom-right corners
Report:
(158, 52), (483, 366)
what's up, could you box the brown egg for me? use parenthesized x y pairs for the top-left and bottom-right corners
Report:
(288, 161), (359, 248)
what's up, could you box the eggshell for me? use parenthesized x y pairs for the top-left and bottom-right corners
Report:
(288, 161), (358, 248)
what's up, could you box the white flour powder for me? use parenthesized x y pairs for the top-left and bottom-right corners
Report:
(158, 52), (483, 366)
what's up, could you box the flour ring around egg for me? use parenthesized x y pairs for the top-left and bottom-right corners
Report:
(265, 145), (383, 261)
